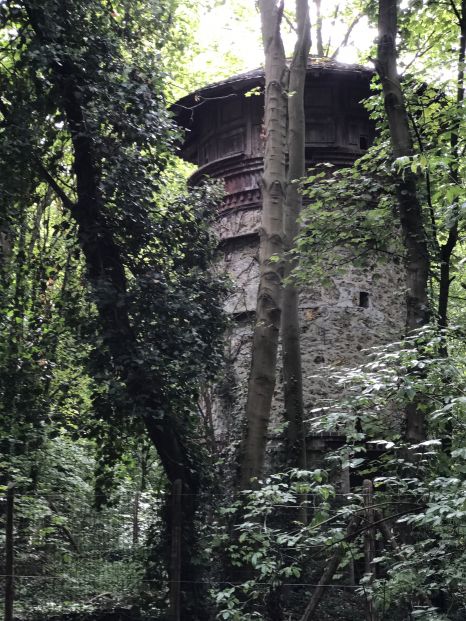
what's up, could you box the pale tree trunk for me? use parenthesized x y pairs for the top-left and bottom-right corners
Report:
(376, 0), (430, 443)
(314, 0), (324, 56)
(238, 0), (288, 489)
(281, 0), (311, 473)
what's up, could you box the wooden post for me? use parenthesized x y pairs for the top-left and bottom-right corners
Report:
(363, 480), (378, 621)
(4, 484), (15, 621)
(169, 479), (182, 621)
(341, 463), (355, 585)
(132, 490), (140, 546)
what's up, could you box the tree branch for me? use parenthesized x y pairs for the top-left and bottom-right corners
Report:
(331, 12), (363, 59)
(450, 0), (462, 23)
(33, 159), (76, 211)
(299, 516), (362, 621)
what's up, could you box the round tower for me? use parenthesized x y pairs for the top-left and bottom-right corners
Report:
(173, 59), (406, 459)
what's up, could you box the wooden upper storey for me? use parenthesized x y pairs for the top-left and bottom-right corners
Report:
(173, 59), (375, 177)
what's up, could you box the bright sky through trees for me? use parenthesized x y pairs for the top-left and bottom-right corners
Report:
(193, 0), (377, 84)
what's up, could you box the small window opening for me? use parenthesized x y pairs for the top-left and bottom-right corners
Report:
(359, 135), (368, 150)
(359, 291), (369, 308)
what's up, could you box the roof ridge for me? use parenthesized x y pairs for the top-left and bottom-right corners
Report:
(173, 57), (373, 110)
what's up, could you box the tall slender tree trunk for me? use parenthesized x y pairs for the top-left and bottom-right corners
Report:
(281, 0), (311, 473)
(314, 0), (324, 57)
(238, 0), (288, 489)
(376, 0), (430, 443)
(133, 445), (148, 546)
(438, 0), (465, 330)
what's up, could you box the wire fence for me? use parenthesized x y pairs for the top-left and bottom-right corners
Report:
(0, 488), (164, 619)
(0, 486), (389, 619)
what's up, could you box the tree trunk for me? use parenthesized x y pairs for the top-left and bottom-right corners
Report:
(314, 0), (324, 57)
(169, 479), (183, 621)
(4, 484), (15, 621)
(376, 0), (430, 443)
(238, 0), (288, 489)
(299, 516), (363, 621)
(281, 0), (310, 475)
(133, 444), (149, 546)
(376, 0), (430, 334)
(24, 0), (199, 495)
(24, 5), (204, 616)
(438, 0), (465, 330)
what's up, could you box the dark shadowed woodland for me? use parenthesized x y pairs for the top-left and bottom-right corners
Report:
(0, 1), (465, 620)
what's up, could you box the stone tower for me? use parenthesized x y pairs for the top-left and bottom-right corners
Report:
(174, 59), (406, 461)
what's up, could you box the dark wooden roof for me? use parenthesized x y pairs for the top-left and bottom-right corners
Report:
(172, 57), (374, 121)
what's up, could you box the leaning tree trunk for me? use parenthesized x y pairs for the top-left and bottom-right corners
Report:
(59, 72), (198, 493)
(238, 0), (288, 489)
(281, 0), (311, 473)
(23, 0), (198, 500)
(24, 4), (203, 617)
(376, 0), (430, 443)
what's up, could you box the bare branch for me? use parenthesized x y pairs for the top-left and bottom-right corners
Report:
(331, 12), (363, 59)
(450, 0), (462, 23)
(34, 158), (76, 211)
(325, 3), (340, 56)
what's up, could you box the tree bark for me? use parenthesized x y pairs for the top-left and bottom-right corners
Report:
(169, 479), (183, 621)
(438, 0), (465, 329)
(133, 444), (149, 546)
(281, 0), (310, 475)
(24, 0), (199, 495)
(376, 0), (430, 443)
(24, 6), (204, 616)
(238, 0), (288, 489)
(377, 0), (430, 334)
(4, 484), (15, 621)
(63, 74), (198, 492)
(363, 480), (378, 621)
(299, 516), (362, 621)
(314, 0), (324, 57)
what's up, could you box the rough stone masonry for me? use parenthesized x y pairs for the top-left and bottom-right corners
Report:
(173, 58), (406, 463)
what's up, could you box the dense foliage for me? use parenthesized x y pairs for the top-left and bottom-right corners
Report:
(0, 0), (226, 617)
(210, 1), (466, 619)
(213, 327), (466, 621)
(1, 0), (465, 620)
(0, 0), (228, 474)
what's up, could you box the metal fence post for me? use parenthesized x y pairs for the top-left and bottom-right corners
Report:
(363, 479), (378, 621)
(169, 479), (182, 621)
(4, 484), (15, 621)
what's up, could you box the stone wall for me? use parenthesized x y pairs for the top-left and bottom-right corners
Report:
(177, 62), (407, 461)
(213, 224), (407, 456)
